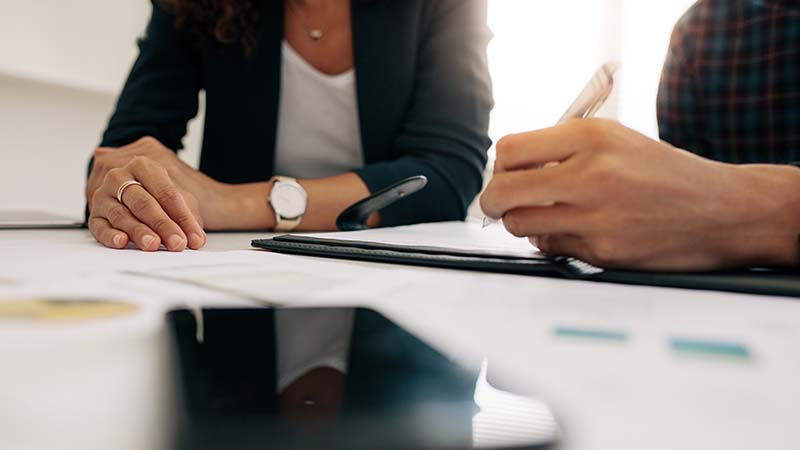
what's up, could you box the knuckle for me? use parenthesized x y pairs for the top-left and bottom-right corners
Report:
(584, 120), (610, 150)
(106, 204), (128, 224)
(536, 235), (551, 253)
(129, 155), (152, 171)
(89, 190), (103, 211)
(495, 173), (521, 197)
(137, 136), (159, 147)
(129, 193), (153, 213)
(173, 210), (196, 228)
(156, 164), (171, 178)
(478, 192), (491, 216)
(503, 212), (526, 238)
(496, 135), (511, 151)
(495, 135), (523, 168)
(162, 164), (177, 177)
(154, 185), (181, 205)
(93, 158), (106, 172)
(87, 217), (101, 232)
(183, 192), (199, 209)
(580, 155), (616, 185)
(495, 135), (514, 158)
(589, 239), (619, 266)
(480, 182), (503, 213)
(103, 168), (125, 185)
(150, 216), (174, 234)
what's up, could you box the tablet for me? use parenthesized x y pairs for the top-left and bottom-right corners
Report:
(166, 307), (560, 450)
(0, 209), (83, 229)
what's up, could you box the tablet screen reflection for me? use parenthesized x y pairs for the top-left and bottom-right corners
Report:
(168, 308), (559, 450)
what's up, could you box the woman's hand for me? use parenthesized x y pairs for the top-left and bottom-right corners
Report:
(480, 119), (800, 271)
(87, 137), (235, 231)
(86, 137), (230, 250)
(88, 154), (207, 251)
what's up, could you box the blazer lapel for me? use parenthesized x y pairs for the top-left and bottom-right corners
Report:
(352, 0), (415, 166)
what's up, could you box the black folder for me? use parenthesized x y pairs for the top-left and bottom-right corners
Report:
(252, 234), (800, 299)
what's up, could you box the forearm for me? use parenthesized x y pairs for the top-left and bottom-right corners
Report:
(220, 172), (379, 232)
(724, 164), (800, 268)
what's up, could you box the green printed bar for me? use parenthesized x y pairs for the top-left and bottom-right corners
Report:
(554, 327), (628, 341)
(670, 338), (750, 358)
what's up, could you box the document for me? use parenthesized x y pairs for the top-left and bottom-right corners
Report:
(257, 221), (800, 298)
(0, 210), (83, 229)
(302, 220), (543, 259)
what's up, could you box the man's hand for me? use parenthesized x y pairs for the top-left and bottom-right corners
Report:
(480, 119), (800, 271)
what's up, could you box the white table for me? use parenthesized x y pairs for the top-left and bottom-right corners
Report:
(1, 227), (799, 450)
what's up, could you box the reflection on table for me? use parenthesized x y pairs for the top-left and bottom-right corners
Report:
(168, 307), (559, 450)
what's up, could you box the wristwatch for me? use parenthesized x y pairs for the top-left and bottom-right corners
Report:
(269, 176), (308, 231)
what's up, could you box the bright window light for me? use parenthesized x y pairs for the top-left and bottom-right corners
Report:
(487, 0), (698, 145)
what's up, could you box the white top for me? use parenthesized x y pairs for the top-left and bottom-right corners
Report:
(273, 41), (362, 391)
(275, 308), (354, 391)
(274, 41), (364, 179)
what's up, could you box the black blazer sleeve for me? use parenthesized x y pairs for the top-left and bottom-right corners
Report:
(354, 0), (493, 226)
(100, 1), (202, 151)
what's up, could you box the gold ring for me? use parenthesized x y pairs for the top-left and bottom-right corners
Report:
(116, 180), (143, 203)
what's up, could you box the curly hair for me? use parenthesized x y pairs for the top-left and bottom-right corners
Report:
(157, 0), (261, 55)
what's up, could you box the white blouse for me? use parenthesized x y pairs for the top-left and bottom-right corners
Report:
(273, 41), (362, 392)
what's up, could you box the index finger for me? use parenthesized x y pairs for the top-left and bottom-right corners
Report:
(495, 120), (599, 173)
(128, 158), (206, 249)
(480, 164), (576, 219)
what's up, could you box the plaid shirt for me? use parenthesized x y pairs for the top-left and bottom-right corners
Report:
(657, 0), (800, 164)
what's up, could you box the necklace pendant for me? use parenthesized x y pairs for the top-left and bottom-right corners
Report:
(310, 29), (323, 42)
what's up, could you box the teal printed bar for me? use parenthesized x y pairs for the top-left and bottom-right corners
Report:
(670, 339), (750, 358)
(554, 327), (628, 341)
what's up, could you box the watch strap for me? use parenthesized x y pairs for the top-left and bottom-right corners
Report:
(274, 216), (302, 232)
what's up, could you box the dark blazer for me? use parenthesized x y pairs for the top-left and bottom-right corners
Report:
(100, 0), (493, 226)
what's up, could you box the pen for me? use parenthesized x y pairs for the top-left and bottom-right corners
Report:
(482, 61), (621, 228)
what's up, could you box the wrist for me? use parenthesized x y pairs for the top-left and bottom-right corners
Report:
(212, 182), (276, 231)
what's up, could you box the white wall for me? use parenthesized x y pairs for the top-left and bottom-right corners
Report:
(0, 0), (203, 218)
(487, 0), (697, 140)
(0, 0), (149, 95)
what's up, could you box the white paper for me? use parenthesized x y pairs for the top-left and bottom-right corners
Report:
(302, 220), (543, 258)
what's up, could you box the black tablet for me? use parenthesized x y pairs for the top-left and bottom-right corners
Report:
(165, 307), (560, 450)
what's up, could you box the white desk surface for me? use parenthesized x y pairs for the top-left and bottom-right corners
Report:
(1, 227), (799, 450)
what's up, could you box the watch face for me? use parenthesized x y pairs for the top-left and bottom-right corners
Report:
(271, 183), (307, 219)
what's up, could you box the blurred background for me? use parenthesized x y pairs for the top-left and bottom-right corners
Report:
(0, 0), (695, 218)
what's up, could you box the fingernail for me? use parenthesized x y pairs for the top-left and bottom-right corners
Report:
(112, 234), (124, 248)
(142, 235), (157, 250)
(189, 233), (203, 249)
(167, 234), (185, 251)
